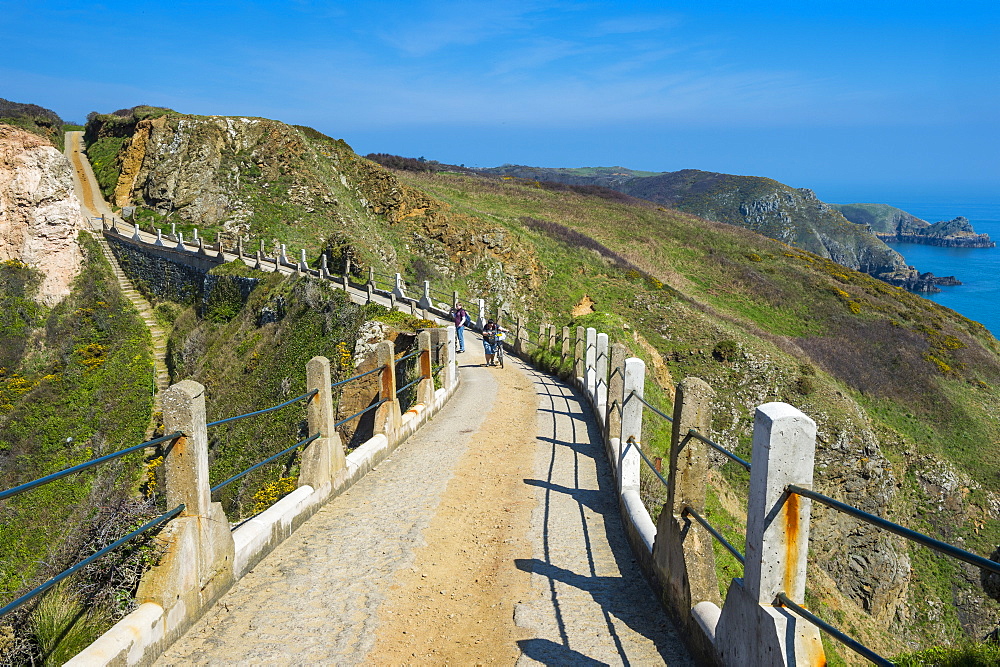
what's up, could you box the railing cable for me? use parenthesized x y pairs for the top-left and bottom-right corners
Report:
(207, 390), (318, 428)
(334, 398), (389, 429)
(688, 428), (750, 471)
(0, 432), (183, 502)
(211, 433), (320, 493)
(788, 484), (1000, 575)
(775, 592), (892, 666)
(682, 506), (745, 565)
(0, 504), (185, 619)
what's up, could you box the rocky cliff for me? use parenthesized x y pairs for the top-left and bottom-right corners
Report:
(0, 124), (83, 304)
(84, 109), (544, 307)
(834, 203), (995, 248)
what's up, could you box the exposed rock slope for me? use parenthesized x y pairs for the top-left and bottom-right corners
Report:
(0, 124), (83, 304)
(834, 203), (995, 248)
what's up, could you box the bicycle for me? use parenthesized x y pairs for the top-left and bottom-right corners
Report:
(495, 332), (505, 369)
(484, 329), (506, 368)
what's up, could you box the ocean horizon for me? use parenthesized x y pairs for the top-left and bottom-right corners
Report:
(874, 200), (1000, 337)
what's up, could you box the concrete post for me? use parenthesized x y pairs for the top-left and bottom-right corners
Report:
(393, 272), (407, 300)
(132, 221), (142, 241)
(606, 343), (627, 448)
(176, 232), (185, 251)
(548, 325), (557, 352)
(300, 356), (346, 489)
(715, 402), (824, 666)
(366, 283), (374, 303)
(320, 254), (329, 279)
(161, 381), (211, 516)
(237, 237), (244, 259)
(515, 317), (526, 354)
(140, 381), (235, 617)
(620, 358), (645, 494)
(431, 326), (457, 391)
(476, 299), (486, 331)
(595, 332), (609, 415)
(452, 290), (459, 311)
(562, 326), (571, 365)
(254, 250), (263, 271)
(299, 249), (309, 272)
(419, 281), (433, 310)
(652, 377), (723, 641)
(197, 237), (207, 255)
(368, 267), (375, 288)
(585, 327), (598, 399)
(193, 228), (199, 243)
(279, 244), (289, 266)
(373, 340), (402, 438)
(416, 331), (435, 406)
(574, 327), (586, 385)
(538, 324), (547, 351)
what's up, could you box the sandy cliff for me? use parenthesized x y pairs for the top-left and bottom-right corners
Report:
(0, 124), (83, 304)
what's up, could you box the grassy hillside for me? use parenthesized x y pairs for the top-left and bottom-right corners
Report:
(72, 109), (1000, 655)
(388, 168), (1000, 655)
(0, 235), (156, 662)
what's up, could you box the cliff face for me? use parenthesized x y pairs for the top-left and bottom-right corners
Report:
(834, 204), (995, 248)
(0, 124), (83, 304)
(620, 170), (909, 276)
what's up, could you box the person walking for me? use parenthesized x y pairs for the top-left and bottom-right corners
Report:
(452, 303), (470, 353)
(482, 319), (508, 366)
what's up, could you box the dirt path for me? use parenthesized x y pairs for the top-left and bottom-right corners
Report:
(365, 348), (540, 664)
(157, 340), (690, 665)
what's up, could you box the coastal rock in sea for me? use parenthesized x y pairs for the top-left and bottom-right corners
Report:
(0, 124), (83, 304)
(834, 203), (995, 248)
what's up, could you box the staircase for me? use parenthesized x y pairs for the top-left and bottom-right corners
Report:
(88, 231), (171, 416)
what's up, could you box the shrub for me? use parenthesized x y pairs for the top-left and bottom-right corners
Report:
(712, 340), (739, 362)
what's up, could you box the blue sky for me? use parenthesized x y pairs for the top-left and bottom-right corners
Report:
(2, 0), (998, 202)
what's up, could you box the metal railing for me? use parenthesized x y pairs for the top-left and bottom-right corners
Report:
(0, 431), (186, 620)
(625, 392), (894, 665)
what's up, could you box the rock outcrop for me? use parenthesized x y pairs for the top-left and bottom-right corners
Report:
(834, 204), (994, 248)
(0, 124), (83, 304)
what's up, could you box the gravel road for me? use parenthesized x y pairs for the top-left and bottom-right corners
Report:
(156, 340), (690, 665)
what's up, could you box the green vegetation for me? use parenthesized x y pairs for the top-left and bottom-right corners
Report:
(0, 234), (156, 662)
(164, 272), (368, 520)
(893, 641), (1000, 666)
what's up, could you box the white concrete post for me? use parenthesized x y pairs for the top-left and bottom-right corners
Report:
(476, 298), (486, 331)
(193, 228), (199, 243)
(715, 402), (825, 666)
(320, 254), (330, 279)
(237, 237), (244, 259)
(585, 327), (598, 399)
(574, 327), (586, 386)
(171, 222), (176, 237)
(373, 340), (402, 438)
(393, 272), (407, 300)
(595, 332), (609, 415)
(279, 244), (289, 266)
(176, 232), (185, 251)
(419, 281), (433, 309)
(416, 331), (435, 406)
(620, 358), (645, 494)
(301, 356), (345, 489)
(562, 326), (571, 365)
(155, 229), (164, 246)
(197, 237), (206, 255)
(366, 283), (374, 303)
(142, 381), (235, 615)
(431, 326), (457, 391)
(300, 248), (309, 272)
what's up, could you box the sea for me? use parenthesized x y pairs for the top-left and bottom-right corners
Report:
(870, 200), (1000, 337)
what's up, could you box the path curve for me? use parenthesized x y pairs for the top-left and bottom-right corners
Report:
(156, 341), (690, 664)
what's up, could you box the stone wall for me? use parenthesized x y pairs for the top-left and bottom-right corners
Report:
(105, 234), (260, 306)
